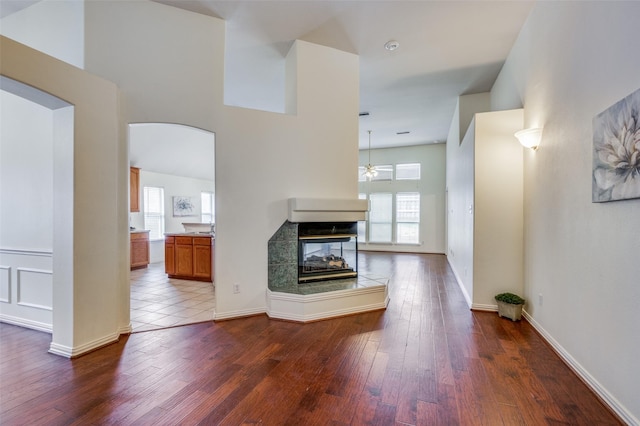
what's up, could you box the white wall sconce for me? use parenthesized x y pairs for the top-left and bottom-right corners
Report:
(514, 127), (542, 151)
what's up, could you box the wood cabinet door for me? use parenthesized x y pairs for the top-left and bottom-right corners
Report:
(130, 167), (140, 212)
(175, 244), (193, 276)
(131, 240), (149, 268)
(193, 244), (212, 281)
(165, 243), (175, 275)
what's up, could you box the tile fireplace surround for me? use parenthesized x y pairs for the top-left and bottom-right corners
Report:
(266, 220), (389, 322)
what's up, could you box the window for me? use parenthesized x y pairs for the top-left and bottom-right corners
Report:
(357, 193), (367, 242)
(371, 164), (393, 181)
(144, 186), (164, 240)
(396, 163), (421, 180)
(201, 191), (215, 224)
(369, 193), (392, 243)
(396, 192), (420, 244)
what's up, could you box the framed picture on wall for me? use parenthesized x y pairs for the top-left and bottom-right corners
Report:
(592, 87), (640, 202)
(173, 196), (196, 216)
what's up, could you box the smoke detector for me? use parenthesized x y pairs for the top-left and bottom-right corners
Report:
(384, 40), (400, 51)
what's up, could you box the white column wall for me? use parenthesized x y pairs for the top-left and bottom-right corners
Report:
(446, 102), (475, 304)
(491, 2), (640, 422)
(1, 36), (126, 356)
(473, 110), (523, 308)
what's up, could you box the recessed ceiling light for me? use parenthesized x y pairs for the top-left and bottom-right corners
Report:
(384, 40), (399, 51)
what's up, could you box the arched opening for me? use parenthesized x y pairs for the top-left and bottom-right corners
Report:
(0, 76), (73, 341)
(128, 123), (216, 332)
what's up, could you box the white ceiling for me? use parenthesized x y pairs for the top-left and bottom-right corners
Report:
(153, 0), (535, 149)
(129, 123), (215, 181)
(0, 0), (40, 18)
(1, 0), (534, 158)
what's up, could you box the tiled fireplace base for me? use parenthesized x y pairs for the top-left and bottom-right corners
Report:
(266, 275), (389, 322)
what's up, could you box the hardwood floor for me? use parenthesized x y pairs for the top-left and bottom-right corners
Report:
(0, 253), (621, 425)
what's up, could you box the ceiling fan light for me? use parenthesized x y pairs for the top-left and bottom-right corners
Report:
(364, 164), (377, 180)
(363, 130), (378, 180)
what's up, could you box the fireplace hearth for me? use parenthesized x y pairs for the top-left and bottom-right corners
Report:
(267, 211), (388, 322)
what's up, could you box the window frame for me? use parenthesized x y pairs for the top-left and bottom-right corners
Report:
(201, 191), (215, 224)
(368, 192), (393, 243)
(143, 186), (165, 241)
(395, 163), (421, 180)
(395, 192), (420, 244)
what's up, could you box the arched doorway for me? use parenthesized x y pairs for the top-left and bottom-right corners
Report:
(0, 76), (73, 340)
(128, 123), (215, 332)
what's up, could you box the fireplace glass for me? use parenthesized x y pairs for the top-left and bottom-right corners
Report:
(298, 222), (358, 283)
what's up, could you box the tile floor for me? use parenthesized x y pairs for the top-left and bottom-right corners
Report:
(130, 262), (215, 333)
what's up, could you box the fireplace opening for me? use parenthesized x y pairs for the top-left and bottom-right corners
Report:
(298, 222), (358, 283)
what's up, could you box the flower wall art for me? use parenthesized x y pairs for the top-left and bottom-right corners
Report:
(592, 87), (640, 202)
(173, 196), (195, 216)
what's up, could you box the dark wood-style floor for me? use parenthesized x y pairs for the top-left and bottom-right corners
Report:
(0, 253), (621, 425)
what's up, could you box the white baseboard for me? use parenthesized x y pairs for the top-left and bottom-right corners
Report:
(471, 303), (497, 312)
(446, 257), (472, 308)
(523, 310), (638, 426)
(48, 332), (121, 358)
(118, 323), (133, 335)
(0, 314), (52, 333)
(212, 307), (266, 321)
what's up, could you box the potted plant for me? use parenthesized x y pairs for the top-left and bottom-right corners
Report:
(494, 292), (525, 321)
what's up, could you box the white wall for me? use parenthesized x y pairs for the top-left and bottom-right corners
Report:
(358, 143), (446, 254)
(446, 101), (475, 302)
(1, 36), (127, 357)
(473, 110), (523, 308)
(131, 170), (215, 263)
(0, 89), (54, 330)
(0, 0), (84, 68)
(491, 2), (640, 423)
(0, 90), (54, 250)
(447, 97), (524, 308)
(2, 0), (358, 339)
(83, 1), (359, 320)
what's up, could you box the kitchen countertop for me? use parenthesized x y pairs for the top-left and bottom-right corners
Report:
(164, 232), (215, 238)
(130, 229), (150, 234)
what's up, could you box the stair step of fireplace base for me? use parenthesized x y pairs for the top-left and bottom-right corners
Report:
(266, 275), (389, 323)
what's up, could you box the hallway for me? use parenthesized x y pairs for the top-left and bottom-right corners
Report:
(0, 252), (621, 425)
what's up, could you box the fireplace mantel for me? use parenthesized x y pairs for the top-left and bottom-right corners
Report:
(288, 198), (368, 222)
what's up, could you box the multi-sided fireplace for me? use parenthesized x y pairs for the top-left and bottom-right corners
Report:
(298, 222), (358, 283)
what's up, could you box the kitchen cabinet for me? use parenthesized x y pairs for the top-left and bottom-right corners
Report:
(165, 238), (175, 275)
(130, 231), (150, 269)
(130, 166), (140, 212)
(193, 238), (213, 279)
(165, 234), (214, 282)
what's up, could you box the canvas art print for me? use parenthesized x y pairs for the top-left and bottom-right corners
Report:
(173, 196), (195, 216)
(592, 87), (640, 202)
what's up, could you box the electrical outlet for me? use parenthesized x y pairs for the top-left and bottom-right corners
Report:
(538, 293), (543, 306)
(233, 283), (240, 294)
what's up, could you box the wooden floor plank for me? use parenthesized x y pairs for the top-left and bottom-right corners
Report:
(0, 253), (623, 426)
